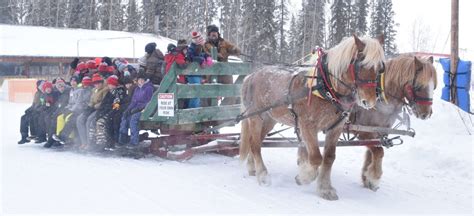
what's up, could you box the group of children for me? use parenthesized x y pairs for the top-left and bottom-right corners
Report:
(18, 25), (241, 151)
(18, 57), (152, 150)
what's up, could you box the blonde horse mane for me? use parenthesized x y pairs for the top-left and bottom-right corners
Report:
(385, 55), (438, 93)
(326, 36), (385, 87)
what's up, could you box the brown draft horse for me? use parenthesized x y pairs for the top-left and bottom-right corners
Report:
(353, 55), (437, 191)
(239, 35), (385, 200)
(297, 55), (437, 192)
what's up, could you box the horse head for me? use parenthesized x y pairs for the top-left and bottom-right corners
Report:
(327, 34), (385, 110)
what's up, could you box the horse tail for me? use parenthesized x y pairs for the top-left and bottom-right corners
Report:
(239, 75), (254, 161)
(241, 74), (254, 109)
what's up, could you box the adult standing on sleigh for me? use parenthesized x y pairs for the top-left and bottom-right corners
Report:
(204, 24), (241, 105)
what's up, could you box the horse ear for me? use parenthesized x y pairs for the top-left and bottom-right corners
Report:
(414, 56), (424, 71)
(376, 34), (385, 45)
(353, 34), (365, 52)
(428, 56), (434, 64)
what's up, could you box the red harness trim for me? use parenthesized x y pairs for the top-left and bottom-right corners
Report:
(405, 85), (433, 105)
(310, 48), (356, 109)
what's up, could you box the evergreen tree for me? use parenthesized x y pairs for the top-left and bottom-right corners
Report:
(0, 0), (15, 24)
(329, 0), (351, 47)
(355, 0), (369, 35)
(240, 0), (258, 60)
(370, 0), (398, 55)
(275, 0), (290, 63)
(126, 0), (139, 32)
(68, 0), (88, 28)
(255, 0), (278, 62)
(294, 0), (325, 62)
(288, 14), (299, 62)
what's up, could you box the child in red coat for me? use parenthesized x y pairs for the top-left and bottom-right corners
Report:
(164, 39), (189, 84)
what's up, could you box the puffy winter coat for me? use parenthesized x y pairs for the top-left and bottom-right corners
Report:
(164, 49), (187, 84)
(145, 49), (165, 85)
(96, 86), (127, 119)
(52, 87), (71, 113)
(126, 81), (154, 112)
(70, 87), (93, 113)
(204, 38), (240, 62)
(187, 43), (208, 64)
(65, 87), (79, 111)
(89, 85), (109, 110)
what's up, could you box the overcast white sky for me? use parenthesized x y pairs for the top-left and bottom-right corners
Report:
(287, 0), (473, 60)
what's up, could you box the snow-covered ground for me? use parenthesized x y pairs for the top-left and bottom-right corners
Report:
(1, 67), (473, 215)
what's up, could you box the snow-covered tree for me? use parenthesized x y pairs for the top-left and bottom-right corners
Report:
(370, 0), (398, 55)
(275, 0), (290, 63)
(329, 0), (351, 47)
(126, 0), (139, 32)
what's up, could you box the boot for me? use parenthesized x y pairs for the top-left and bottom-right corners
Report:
(43, 139), (55, 148)
(17, 136), (29, 144)
(118, 133), (129, 146)
(52, 134), (66, 145)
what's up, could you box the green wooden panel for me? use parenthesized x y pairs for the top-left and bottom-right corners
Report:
(176, 84), (241, 98)
(176, 62), (252, 75)
(140, 64), (177, 121)
(140, 60), (252, 125)
(177, 104), (241, 124)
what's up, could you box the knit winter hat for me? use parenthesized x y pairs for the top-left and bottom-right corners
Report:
(82, 76), (92, 87)
(76, 62), (87, 71)
(167, 43), (176, 53)
(92, 73), (103, 83)
(98, 63), (108, 72)
(206, 24), (219, 35)
(117, 62), (128, 72)
(191, 31), (205, 45)
(177, 39), (188, 48)
(55, 79), (66, 88)
(106, 75), (119, 86)
(145, 42), (157, 54)
(42, 81), (53, 92)
(102, 57), (113, 66)
(86, 60), (97, 69)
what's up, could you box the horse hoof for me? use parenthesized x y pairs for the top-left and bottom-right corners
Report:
(318, 188), (339, 201)
(295, 167), (318, 185)
(295, 175), (313, 185)
(362, 173), (380, 192)
(257, 171), (271, 186)
(363, 180), (380, 192)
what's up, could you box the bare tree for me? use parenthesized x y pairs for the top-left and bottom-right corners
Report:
(410, 18), (434, 52)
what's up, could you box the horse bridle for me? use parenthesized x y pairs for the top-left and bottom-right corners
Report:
(312, 48), (382, 110)
(404, 64), (433, 106)
(349, 52), (381, 89)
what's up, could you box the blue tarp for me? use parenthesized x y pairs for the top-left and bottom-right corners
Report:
(439, 58), (472, 113)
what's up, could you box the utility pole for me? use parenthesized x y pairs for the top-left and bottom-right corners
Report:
(450, 0), (459, 104)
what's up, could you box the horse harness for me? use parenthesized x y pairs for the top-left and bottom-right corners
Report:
(405, 64), (433, 106)
(205, 48), (381, 139)
(287, 47), (380, 140)
(381, 61), (433, 108)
